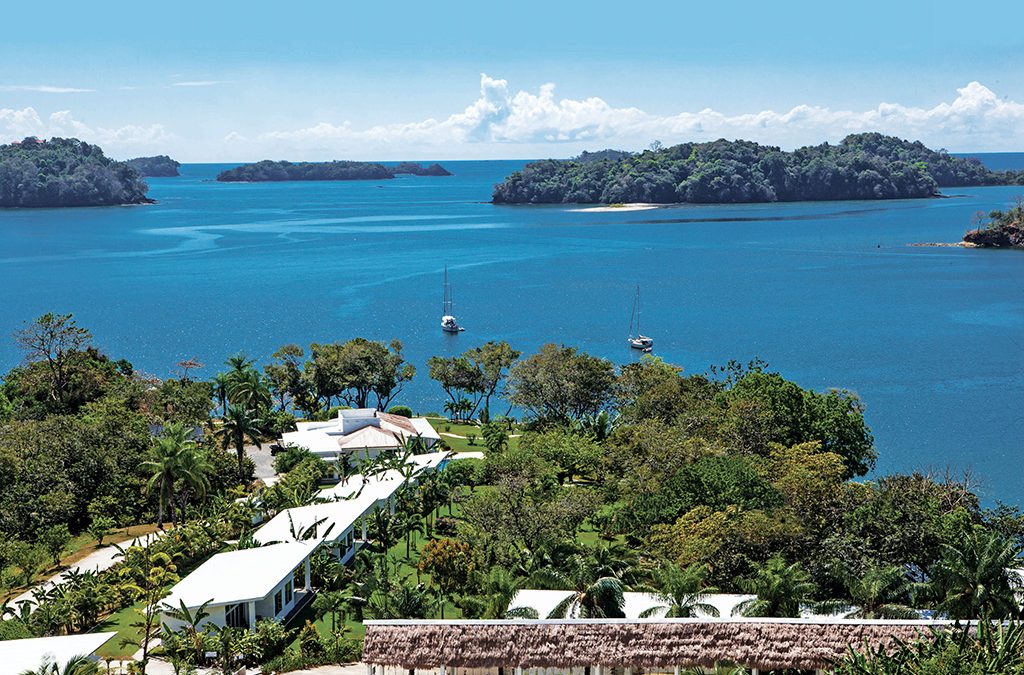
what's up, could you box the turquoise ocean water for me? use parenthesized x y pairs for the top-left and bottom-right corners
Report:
(1, 159), (1022, 504)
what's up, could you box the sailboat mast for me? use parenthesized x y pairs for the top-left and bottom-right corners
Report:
(630, 284), (638, 338)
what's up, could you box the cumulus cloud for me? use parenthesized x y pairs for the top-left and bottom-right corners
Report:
(241, 75), (1024, 157)
(0, 84), (94, 93)
(0, 107), (171, 149)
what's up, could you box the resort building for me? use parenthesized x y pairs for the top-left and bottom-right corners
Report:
(279, 408), (441, 463)
(159, 450), (452, 632)
(362, 618), (952, 675)
(160, 542), (315, 632)
(0, 632), (117, 672)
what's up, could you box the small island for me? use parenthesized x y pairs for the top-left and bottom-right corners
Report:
(125, 154), (181, 177)
(391, 161), (452, 176)
(0, 137), (151, 208)
(492, 133), (1023, 205)
(964, 199), (1024, 248)
(216, 159), (452, 182)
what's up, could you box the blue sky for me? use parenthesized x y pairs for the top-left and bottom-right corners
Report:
(1, 0), (1022, 160)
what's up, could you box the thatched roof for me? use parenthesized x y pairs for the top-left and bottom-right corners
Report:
(363, 619), (949, 671)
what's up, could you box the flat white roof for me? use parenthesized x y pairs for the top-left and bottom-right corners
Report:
(0, 632), (117, 671)
(162, 542), (313, 609)
(256, 452), (450, 546)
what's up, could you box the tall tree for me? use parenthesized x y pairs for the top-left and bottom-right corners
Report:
(13, 313), (92, 409)
(141, 423), (208, 527)
(507, 344), (615, 423)
(215, 405), (262, 482)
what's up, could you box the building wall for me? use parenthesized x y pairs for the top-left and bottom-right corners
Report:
(160, 604), (227, 633)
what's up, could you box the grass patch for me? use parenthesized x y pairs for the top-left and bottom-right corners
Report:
(93, 599), (147, 659)
(428, 419), (519, 454)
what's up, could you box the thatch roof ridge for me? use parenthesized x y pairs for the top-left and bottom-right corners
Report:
(363, 620), (948, 671)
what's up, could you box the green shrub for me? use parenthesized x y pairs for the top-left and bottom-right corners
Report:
(387, 405), (413, 418)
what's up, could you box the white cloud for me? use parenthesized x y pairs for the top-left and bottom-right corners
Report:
(0, 85), (94, 93)
(0, 107), (171, 150)
(171, 80), (221, 87)
(239, 75), (1024, 158)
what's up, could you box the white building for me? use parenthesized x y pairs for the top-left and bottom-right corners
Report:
(0, 632), (116, 672)
(160, 542), (314, 632)
(160, 450), (452, 633)
(279, 408), (441, 463)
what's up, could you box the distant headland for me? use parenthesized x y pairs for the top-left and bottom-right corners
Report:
(216, 159), (452, 182)
(125, 154), (181, 177)
(963, 199), (1024, 248)
(0, 137), (151, 208)
(492, 133), (1024, 205)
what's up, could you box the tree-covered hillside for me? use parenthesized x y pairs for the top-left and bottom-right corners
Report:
(492, 133), (1022, 205)
(0, 137), (151, 208)
(126, 154), (181, 177)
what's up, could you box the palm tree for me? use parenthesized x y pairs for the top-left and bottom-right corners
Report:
(641, 562), (720, 618)
(19, 655), (99, 675)
(930, 525), (1023, 619)
(141, 423), (208, 528)
(227, 367), (271, 412)
(588, 541), (639, 585)
(533, 554), (626, 618)
(210, 371), (231, 417)
(160, 599), (211, 665)
(733, 555), (816, 618)
(478, 566), (522, 619)
(216, 404), (263, 481)
(838, 565), (919, 619)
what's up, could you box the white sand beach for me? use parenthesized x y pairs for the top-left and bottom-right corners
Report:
(570, 203), (661, 212)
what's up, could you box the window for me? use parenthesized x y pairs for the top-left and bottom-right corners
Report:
(226, 603), (248, 629)
(274, 590), (283, 615)
(285, 580), (293, 605)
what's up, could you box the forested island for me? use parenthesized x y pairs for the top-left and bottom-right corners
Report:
(125, 154), (181, 177)
(216, 159), (451, 182)
(492, 133), (1024, 204)
(0, 137), (151, 208)
(391, 161), (452, 176)
(964, 199), (1024, 248)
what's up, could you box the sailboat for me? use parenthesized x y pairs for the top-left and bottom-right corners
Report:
(441, 266), (465, 333)
(627, 285), (653, 351)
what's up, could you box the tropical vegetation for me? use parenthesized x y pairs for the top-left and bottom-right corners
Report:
(492, 133), (1024, 204)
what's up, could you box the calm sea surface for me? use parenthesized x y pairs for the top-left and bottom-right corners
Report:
(1, 159), (1022, 504)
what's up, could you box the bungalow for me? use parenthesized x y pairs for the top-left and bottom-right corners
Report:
(254, 451), (450, 562)
(160, 541), (314, 632)
(509, 590), (755, 620)
(0, 632), (117, 673)
(279, 408), (441, 463)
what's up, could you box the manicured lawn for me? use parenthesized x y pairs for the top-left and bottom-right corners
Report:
(428, 418), (520, 454)
(94, 599), (147, 658)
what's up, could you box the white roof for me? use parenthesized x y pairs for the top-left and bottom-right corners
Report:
(510, 590), (755, 619)
(256, 452), (450, 546)
(0, 632), (116, 671)
(282, 410), (439, 458)
(162, 542), (313, 609)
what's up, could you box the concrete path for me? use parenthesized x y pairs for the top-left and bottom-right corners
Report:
(246, 441), (278, 480)
(9, 530), (164, 609)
